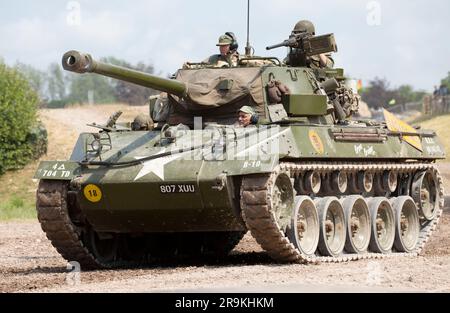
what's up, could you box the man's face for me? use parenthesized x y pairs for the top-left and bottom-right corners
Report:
(219, 45), (230, 56)
(238, 112), (252, 127)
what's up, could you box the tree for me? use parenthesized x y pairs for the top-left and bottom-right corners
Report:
(360, 77), (394, 109)
(14, 62), (47, 102)
(103, 57), (158, 106)
(47, 63), (66, 102)
(66, 72), (116, 105)
(396, 85), (414, 104)
(0, 61), (39, 174)
(441, 72), (450, 90)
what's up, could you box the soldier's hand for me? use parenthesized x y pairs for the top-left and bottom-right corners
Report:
(319, 54), (328, 67)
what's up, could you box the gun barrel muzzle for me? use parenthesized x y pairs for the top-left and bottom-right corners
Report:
(62, 50), (95, 74)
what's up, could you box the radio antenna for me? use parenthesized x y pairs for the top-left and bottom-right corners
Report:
(245, 0), (253, 56)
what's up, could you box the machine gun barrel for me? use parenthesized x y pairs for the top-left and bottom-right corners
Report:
(266, 33), (337, 57)
(266, 37), (297, 50)
(62, 50), (187, 98)
(266, 41), (290, 51)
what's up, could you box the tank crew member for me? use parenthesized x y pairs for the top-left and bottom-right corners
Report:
(285, 20), (334, 69)
(236, 106), (258, 128)
(131, 114), (154, 131)
(204, 32), (240, 68)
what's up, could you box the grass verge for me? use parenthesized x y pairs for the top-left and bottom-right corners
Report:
(0, 195), (36, 221)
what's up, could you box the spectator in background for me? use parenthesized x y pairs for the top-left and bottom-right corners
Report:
(433, 86), (440, 97)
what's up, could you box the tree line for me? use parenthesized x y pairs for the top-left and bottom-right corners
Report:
(360, 72), (450, 109)
(15, 57), (159, 108)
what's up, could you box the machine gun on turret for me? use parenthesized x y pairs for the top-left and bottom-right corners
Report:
(267, 32), (338, 67)
(267, 32), (338, 56)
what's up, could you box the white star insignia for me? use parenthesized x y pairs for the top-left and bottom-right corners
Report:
(134, 148), (190, 181)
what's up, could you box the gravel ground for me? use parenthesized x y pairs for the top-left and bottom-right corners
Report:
(1, 212), (449, 293)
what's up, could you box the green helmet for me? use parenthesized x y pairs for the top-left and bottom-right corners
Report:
(216, 34), (233, 46)
(293, 20), (315, 35)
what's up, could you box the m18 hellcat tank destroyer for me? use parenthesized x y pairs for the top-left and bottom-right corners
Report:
(35, 33), (445, 268)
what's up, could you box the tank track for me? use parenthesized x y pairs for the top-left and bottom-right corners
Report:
(241, 162), (445, 264)
(36, 180), (116, 269)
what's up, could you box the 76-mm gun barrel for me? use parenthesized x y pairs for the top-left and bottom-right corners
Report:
(62, 50), (187, 98)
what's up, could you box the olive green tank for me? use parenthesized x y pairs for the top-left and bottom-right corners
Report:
(34, 43), (445, 268)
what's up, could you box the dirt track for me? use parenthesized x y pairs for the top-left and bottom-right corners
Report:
(1, 211), (449, 293)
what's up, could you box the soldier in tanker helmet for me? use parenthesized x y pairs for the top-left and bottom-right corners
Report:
(235, 106), (258, 128)
(203, 32), (240, 68)
(285, 20), (335, 69)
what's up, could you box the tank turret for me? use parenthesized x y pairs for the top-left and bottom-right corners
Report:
(62, 50), (187, 98)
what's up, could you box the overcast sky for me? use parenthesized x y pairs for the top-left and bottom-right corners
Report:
(0, 0), (449, 91)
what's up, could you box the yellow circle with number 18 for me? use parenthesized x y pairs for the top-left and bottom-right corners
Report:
(84, 184), (102, 203)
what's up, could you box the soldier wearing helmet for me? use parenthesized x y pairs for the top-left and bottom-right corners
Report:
(286, 20), (335, 69)
(203, 32), (240, 68)
(235, 106), (258, 128)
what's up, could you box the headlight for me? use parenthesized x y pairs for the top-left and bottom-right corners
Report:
(91, 140), (103, 154)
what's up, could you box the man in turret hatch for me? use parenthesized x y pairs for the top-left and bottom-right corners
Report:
(285, 20), (334, 69)
(235, 106), (258, 128)
(203, 32), (240, 68)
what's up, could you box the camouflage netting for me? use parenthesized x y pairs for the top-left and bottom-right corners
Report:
(168, 68), (265, 125)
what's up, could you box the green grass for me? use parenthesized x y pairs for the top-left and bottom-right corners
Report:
(413, 113), (450, 162)
(0, 195), (36, 221)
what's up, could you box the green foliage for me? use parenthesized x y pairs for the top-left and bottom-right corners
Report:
(14, 62), (47, 102)
(11, 57), (158, 107)
(396, 85), (426, 103)
(47, 62), (66, 102)
(361, 78), (427, 109)
(360, 78), (393, 109)
(66, 72), (117, 104)
(103, 57), (158, 106)
(441, 72), (450, 90)
(0, 195), (36, 220)
(0, 62), (39, 174)
(27, 121), (48, 159)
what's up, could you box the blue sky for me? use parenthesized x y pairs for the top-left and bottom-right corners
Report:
(0, 0), (449, 91)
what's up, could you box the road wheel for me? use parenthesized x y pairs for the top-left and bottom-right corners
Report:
(286, 196), (319, 257)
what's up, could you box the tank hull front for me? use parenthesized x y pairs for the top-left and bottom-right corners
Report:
(72, 160), (245, 233)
